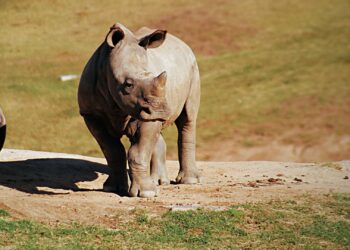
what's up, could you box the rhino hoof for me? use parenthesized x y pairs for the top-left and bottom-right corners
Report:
(152, 175), (170, 186)
(176, 172), (201, 184)
(140, 190), (158, 198)
(129, 188), (159, 198)
(129, 177), (158, 198)
(159, 178), (170, 185)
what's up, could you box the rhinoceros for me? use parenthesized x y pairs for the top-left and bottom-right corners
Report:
(78, 23), (201, 197)
(0, 108), (6, 152)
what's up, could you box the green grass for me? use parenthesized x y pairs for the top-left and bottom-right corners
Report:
(302, 216), (350, 246)
(0, 210), (10, 218)
(0, 194), (349, 249)
(0, 0), (349, 159)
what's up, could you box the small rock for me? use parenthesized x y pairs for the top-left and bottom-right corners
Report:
(206, 206), (226, 211)
(344, 176), (349, 180)
(59, 74), (79, 81)
(248, 182), (258, 188)
(294, 177), (302, 182)
(268, 178), (282, 183)
(170, 205), (200, 212)
(276, 173), (284, 177)
(169, 205), (226, 212)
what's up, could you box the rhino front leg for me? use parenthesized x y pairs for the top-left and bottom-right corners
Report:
(83, 115), (128, 196)
(128, 121), (162, 197)
(150, 134), (170, 185)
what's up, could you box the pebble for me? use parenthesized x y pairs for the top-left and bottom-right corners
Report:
(169, 204), (226, 212)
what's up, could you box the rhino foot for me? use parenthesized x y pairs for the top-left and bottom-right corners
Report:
(129, 176), (159, 198)
(103, 176), (129, 196)
(159, 177), (170, 185)
(176, 171), (201, 184)
(151, 174), (170, 186)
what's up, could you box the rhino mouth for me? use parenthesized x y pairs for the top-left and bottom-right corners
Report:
(139, 107), (170, 121)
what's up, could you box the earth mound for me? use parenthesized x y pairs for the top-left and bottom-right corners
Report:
(0, 149), (349, 225)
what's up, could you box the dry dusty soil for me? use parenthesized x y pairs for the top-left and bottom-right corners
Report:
(0, 149), (349, 226)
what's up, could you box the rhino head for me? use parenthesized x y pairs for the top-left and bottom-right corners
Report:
(105, 23), (171, 121)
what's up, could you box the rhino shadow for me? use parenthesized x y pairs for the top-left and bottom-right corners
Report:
(0, 158), (110, 194)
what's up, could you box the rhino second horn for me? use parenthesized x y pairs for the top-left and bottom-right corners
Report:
(155, 71), (167, 88)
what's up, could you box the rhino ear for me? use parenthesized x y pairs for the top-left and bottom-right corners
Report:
(139, 30), (167, 49)
(106, 25), (125, 48)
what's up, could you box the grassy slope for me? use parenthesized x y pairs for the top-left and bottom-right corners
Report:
(0, 0), (349, 159)
(0, 193), (349, 249)
(195, 0), (350, 158)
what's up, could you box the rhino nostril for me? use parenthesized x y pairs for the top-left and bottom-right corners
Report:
(141, 107), (151, 115)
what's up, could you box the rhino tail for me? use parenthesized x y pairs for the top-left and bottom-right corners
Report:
(0, 124), (5, 152)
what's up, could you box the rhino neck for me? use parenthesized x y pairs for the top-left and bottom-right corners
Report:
(95, 79), (128, 119)
(92, 43), (128, 118)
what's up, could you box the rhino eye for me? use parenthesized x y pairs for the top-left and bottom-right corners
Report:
(124, 79), (134, 89)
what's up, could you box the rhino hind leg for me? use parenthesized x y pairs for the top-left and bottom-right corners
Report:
(175, 113), (201, 184)
(83, 115), (129, 196)
(150, 133), (170, 185)
(175, 70), (201, 184)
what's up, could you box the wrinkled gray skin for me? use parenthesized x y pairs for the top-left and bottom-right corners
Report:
(125, 118), (170, 187)
(0, 108), (6, 152)
(78, 23), (201, 197)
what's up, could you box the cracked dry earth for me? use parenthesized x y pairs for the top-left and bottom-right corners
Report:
(0, 149), (349, 226)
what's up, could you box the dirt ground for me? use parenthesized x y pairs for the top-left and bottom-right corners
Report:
(199, 133), (350, 162)
(0, 149), (349, 227)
